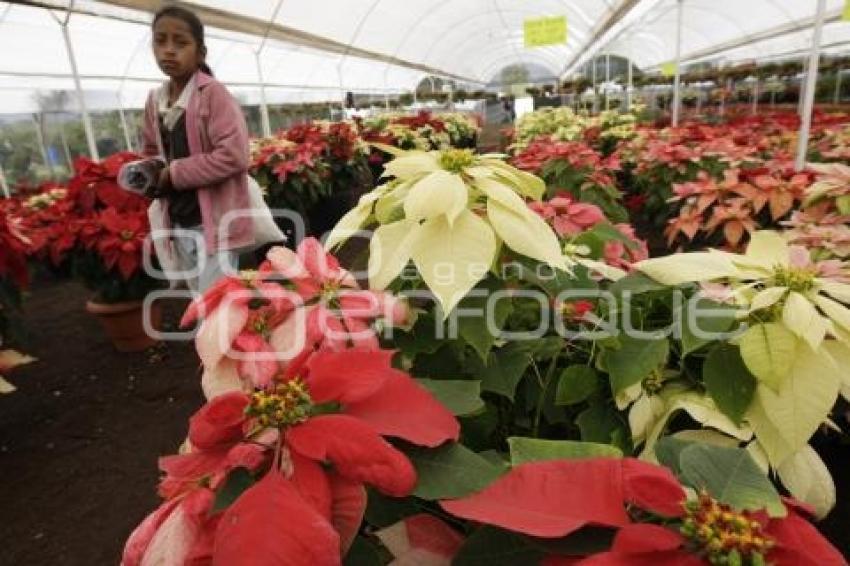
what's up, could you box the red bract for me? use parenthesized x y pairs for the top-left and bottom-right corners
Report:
(0, 213), (30, 288)
(126, 347), (458, 565)
(439, 458), (843, 565)
(213, 471), (341, 566)
(440, 459), (684, 538)
(578, 495), (845, 566)
(96, 207), (149, 280)
(513, 140), (605, 174)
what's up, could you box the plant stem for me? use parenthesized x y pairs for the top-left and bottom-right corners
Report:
(533, 350), (562, 438)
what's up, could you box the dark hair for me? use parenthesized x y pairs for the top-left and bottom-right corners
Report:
(152, 6), (213, 76)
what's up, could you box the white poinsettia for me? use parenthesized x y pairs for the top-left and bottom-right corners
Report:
(327, 145), (571, 315)
(637, 231), (850, 477)
(636, 231), (850, 356)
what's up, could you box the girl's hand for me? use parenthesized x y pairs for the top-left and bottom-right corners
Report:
(158, 167), (172, 191)
(144, 165), (171, 198)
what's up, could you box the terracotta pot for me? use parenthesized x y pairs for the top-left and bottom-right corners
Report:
(85, 299), (162, 352)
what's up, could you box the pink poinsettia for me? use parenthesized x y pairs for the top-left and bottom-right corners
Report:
(528, 194), (606, 237)
(123, 348), (458, 566)
(603, 224), (649, 270)
(183, 238), (409, 399)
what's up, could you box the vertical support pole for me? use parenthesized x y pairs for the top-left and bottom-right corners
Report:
(671, 0), (684, 126)
(799, 56), (808, 117)
(58, 120), (72, 170)
(60, 15), (98, 160)
(795, 0), (827, 171)
(626, 57), (633, 111)
(0, 162), (10, 198)
(752, 78), (759, 115)
(592, 56), (598, 113)
(835, 69), (843, 105)
(255, 51), (271, 138)
(31, 114), (50, 170)
(605, 52), (611, 110)
(116, 92), (133, 152)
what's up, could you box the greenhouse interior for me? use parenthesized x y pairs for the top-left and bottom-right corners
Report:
(3, 0), (850, 564)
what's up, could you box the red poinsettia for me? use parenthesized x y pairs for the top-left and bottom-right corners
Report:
(0, 213), (30, 288)
(578, 495), (844, 566)
(440, 459), (844, 565)
(95, 207), (149, 280)
(123, 347), (458, 566)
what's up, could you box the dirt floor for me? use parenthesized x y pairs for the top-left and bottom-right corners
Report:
(0, 276), (202, 566)
(0, 276), (848, 565)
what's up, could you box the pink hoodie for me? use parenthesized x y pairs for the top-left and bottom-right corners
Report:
(141, 71), (254, 253)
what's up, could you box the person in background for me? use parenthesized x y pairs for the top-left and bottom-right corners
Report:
(140, 5), (256, 293)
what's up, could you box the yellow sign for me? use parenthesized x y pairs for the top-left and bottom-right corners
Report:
(844, 0), (850, 21)
(524, 16), (567, 48)
(661, 62), (678, 77)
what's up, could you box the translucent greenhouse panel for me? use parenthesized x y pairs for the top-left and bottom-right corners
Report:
(692, 21), (850, 67)
(67, 13), (150, 77)
(270, 0), (618, 83)
(0, 4), (70, 76)
(608, 0), (850, 70)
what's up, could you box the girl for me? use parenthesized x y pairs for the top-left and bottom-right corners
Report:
(140, 6), (281, 293)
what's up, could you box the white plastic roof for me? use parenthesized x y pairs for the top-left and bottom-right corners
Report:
(607, 0), (850, 72)
(2, 0), (850, 114)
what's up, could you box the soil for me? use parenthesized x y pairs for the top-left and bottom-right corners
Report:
(0, 275), (202, 566)
(0, 275), (848, 565)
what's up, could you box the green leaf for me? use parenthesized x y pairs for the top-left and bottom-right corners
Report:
(416, 378), (484, 416)
(527, 527), (616, 556)
(512, 256), (596, 297)
(555, 365), (599, 405)
(344, 535), (383, 566)
(576, 400), (625, 446)
(604, 335), (669, 395)
(393, 313), (443, 356)
(654, 436), (693, 478)
(737, 323), (797, 391)
(363, 489), (420, 528)
(212, 468), (255, 512)
(679, 298), (739, 356)
(589, 222), (639, 250)
(408, 442), (505, 500)
(508, 437), (622, 465)
(679, 444), (785, 517)
(703, 344), (757, 425)
(477, 342), (533, 401)
(522, 336), (568, 361)
(610, 272), (673, 295)
(453, 526), (545, 566)
(457, 279), (513, 360)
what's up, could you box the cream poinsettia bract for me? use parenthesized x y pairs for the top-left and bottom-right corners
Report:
(327, 145), (571, 315)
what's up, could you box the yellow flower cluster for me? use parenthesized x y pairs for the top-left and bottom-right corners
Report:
(680, 491), (774, 566)
(246, 379), (313, 428)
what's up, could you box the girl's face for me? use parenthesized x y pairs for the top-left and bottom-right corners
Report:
(152, 16), (202, 81)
